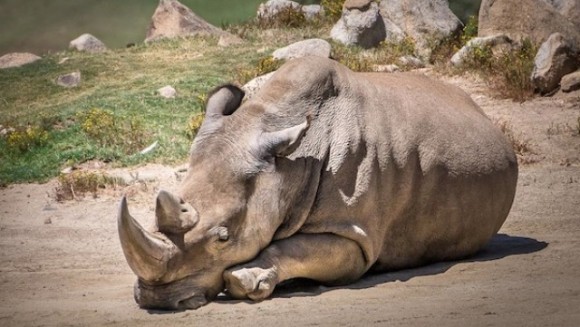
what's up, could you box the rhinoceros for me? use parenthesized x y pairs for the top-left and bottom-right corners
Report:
(118, 56), (518, 310)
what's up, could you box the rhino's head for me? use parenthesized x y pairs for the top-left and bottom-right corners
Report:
(118, 84), (309, 310)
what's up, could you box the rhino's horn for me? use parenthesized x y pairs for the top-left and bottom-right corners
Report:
(155, 190), (199, 234)
(118, 196), (177, 282)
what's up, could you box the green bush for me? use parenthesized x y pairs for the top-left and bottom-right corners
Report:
(6, 126), (49, 153)
(78, 108), (150, 154)
(321, 0), (345, 20)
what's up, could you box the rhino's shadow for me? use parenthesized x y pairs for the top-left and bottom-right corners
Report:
(215, 233), (547, 302)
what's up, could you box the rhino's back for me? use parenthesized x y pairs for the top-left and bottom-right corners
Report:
(296, 63), (518, 272)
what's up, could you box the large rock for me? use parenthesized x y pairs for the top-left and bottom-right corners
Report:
(258, 0), (324, 21)
(0, 52), (41, 69)
(479, 0), (580, 47)
(330, 0), (386, 49)
(272, 39), (331, 60)
(379, 0), (462, 59)
(69, 34), (107, 53)
(531, 33), (580, 94)
(145, 0), (227, 43)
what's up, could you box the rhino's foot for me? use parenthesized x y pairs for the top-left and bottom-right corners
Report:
(223, 266), (278, 301)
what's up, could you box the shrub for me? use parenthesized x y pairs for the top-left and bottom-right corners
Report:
(6, 125), (49, 153)
(234, 56), (284, 85)
(256, 5), (308, 28)
(321, 0), (345, 21)
(331, 37), (417, 72)
(78, 108), (150, 154)
(55, 170), (122, 201)
(186, 113), (205, 139)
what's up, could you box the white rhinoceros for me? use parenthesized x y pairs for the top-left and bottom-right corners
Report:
(118, 56), (518, 310)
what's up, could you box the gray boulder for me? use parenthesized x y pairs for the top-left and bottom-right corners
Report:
(450, 35), (512, 67)
(330, 0), (386, 49)
(531, 33), (580, 94)
(272, 39), (331, 60)
(145, 0), (227, 43)
(560, 70), (580, 92)
(69, 34), (107, 53)
(56, 71), (81, 88)
(479, 0), (580, 47)
(0, 52), (41, 69)
(258, 0), (323, 21)
(379, 0), (462, 59)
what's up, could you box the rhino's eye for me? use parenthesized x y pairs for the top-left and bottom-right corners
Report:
(216, 227), (229, 242)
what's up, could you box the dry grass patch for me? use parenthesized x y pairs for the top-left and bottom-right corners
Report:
(55, 170), (124, 201)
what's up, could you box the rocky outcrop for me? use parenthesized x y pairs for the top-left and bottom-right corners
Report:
(479, 0), (580, 47)
(69, 34), (107, 53)
(330, 0), (386, 49)
(272, 39), (331, 60)
(145, 0), (227, 43)
(531, 33), (580, 94)
(379, 0), (462, 59)
(0, 53), (41, 69)
(258, 0), (324, 21)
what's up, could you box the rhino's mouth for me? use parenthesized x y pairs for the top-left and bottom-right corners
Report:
(134, 277), (215, 310)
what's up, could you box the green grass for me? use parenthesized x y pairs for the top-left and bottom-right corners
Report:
(0, 36), (272, 184)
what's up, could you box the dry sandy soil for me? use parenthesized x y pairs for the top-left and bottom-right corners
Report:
(1, 75), (579, 327)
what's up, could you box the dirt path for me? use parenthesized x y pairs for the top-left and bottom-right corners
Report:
(1, 77), (579, 326)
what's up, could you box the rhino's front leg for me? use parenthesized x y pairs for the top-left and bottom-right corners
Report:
(223, 233), (366, 301)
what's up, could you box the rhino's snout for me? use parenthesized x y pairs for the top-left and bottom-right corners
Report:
(134, 279), (208, 310)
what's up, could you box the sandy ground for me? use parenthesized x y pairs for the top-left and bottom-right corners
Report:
(1, 76), (579, 327)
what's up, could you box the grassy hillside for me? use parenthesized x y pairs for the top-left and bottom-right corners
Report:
(0, 19), (333, 184)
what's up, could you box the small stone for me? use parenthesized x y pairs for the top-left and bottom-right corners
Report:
(560, 70), (580, 92)
(272, 39), (332, 60)
(242, 71), (276, 100)
(158, 85), (177, 98)
(0, 52), (41, 69)
(69, 34), (107, 53)
(344, 0), (372, 10)
(373, 64), (400, 73)
(56, 71), (81, 88)
(44, 217), (52, 225)
(58, 57), (70, 64)
(398, 55), (425, 69)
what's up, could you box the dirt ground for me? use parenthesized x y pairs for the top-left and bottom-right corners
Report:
(1, 75), (579, 327)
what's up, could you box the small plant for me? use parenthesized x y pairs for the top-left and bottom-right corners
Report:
(321, 0), (345, 20)
(234, 56), (284, 85)
(256, 5), (308, 28)
(186, 113), (205, 139)
(78, 108), (150, 154)
(461, 15), (478, 46)
(6, 125), (49, 153)
(55, 170), (123, 201)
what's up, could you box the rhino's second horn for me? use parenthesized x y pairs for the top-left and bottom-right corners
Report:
(118, 196), (177, 282)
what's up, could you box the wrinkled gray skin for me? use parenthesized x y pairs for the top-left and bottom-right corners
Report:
(118, 56), (518, 310)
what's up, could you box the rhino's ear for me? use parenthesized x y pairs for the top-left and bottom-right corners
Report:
(260, 116), (311, 158)
(205, 84), (245, 118)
